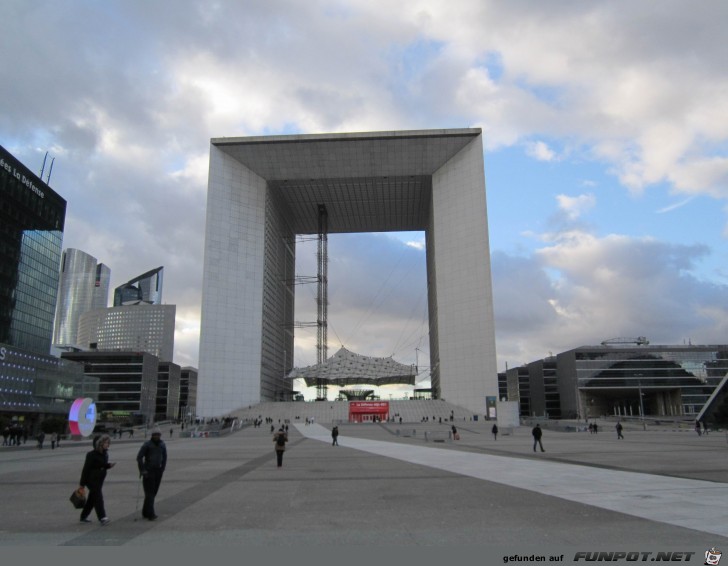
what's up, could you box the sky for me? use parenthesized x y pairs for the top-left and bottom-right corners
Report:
(2, 1), (728, 397)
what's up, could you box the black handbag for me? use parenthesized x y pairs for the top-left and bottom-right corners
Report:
(70, 487), (86, 509)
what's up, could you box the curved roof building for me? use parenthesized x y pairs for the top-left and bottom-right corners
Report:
(287, 347), (416, 387)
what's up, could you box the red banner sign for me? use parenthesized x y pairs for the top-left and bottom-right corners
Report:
(349, 401), (389, 422)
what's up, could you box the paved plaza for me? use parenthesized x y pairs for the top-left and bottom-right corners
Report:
(0, 419), (726, 557)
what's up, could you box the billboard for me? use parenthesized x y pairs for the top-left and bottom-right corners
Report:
(348, 401), (389, 423)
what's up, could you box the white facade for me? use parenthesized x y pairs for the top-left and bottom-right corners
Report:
(77, 304), (176, 362)
(198, 129), (498, 416)
(53, 249), (110, 349)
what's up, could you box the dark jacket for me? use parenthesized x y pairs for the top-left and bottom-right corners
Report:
(80, 448), (111, 487)
(273, 430), (288, 451)
(532, 426), (543, 440)
(137, 438), (167, 474)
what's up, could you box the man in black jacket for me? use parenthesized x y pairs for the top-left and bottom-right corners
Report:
(136, 427), (167, 520)
(532, 424), (545, 452)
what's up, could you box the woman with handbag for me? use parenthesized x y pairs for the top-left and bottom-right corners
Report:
(78, 434), (115, 525)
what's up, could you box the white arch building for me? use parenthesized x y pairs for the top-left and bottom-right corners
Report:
(197, 129), (497, 416)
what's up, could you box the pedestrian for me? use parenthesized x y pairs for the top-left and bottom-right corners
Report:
(273, 427), (288, 467)
(616, 421), (624, 439)
(695, 420), (702, 436)
(492, 423), (499, 440)
(169, 427), (173, 438)
(532, 424), (545, 452)
(51, 432), (57, 449)
(331, 425), (339, 446)
(79, 434), (115, 525)
(36, 431), (45, 449)
(593, 422), (598, 434)
(136, 427), (167, 521)
(702, 421), (709, 435)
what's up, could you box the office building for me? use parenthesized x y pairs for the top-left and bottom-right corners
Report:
(179, 366), (198, 422)
(113, 266), (163, 306)
(1, 343), (96, 428)
(507, 343), (728, 421)
(52, 248), (110, 349)
(77, 304), (176, 362)
(198, 129), (497, 416)
(156, 361), (181, 421)
(1, 145), (66, 355)
(61, 350), (158, 424)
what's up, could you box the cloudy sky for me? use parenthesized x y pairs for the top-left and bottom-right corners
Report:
(2, 1), (728, 394)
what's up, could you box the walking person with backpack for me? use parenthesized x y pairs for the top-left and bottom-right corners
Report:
(273, 427), (288, 467)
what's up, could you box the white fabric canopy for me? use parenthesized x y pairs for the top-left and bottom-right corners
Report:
(287, 347), (416, 387)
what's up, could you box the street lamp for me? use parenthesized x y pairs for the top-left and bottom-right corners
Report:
(638, 379), (646, 431)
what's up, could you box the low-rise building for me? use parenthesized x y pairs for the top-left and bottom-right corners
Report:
(505, 343), (728, 422)
(61, 350), (158, 424)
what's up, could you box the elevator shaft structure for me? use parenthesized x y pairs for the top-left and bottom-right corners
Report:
(316, 204), (329, 400)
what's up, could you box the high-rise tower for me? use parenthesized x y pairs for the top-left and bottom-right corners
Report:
(1, 145), (66, 355)
(113, 266), (164, 306)
(52, 249), (111, 349)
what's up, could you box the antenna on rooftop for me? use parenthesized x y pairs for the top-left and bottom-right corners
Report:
(46, 157), (55, 184)
(38, 152), (56, 185)
(39, 152), (48, 178)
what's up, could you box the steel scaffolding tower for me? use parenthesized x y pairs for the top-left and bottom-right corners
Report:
(316, 204), (329, 400)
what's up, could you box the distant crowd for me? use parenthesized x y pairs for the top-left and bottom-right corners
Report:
(2, 425), (28, 446)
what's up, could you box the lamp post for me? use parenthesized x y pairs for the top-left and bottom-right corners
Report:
(638, 380), (646, 431)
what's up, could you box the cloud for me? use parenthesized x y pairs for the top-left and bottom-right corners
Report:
(293, 234), (429, 368)
(526, 140), (557, 162)
(2, 0), (728, 381)
(556, 194), (596, 220)
(493, 228), (724, 368)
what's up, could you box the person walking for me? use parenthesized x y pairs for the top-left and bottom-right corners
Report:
(616, 421), (624, 439)
(331, 425), (339, 446)
(492, 423), (499, 440)
(79, 434), (115, 525)
(273, 427), (288, 467)
(136, 427), (167, 521)
(532, 424), (545, 452)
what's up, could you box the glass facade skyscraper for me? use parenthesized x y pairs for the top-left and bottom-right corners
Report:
(52, 249), (111, 349)
(1, 145), (66, 355)
(113, 266), (163, 306)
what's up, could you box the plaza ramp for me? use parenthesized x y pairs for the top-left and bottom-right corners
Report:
(296, 423), (728, 538)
